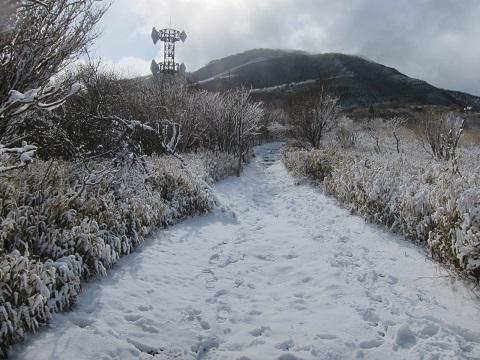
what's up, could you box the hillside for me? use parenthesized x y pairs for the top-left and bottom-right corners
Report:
(188, 49), (479, 110)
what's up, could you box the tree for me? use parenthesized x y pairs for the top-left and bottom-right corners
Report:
(368, 104), (375, 122)
(418, 111), (465, 161)
(288, 85), (340, 149)
(0, 0), (110, 170)
(203, 91), (235, 154)
(0, 0), (110, 135)
(388, 116), (407, 154)
(365, 117), (383, 154)
(150, 78), (209, 153)
(335, 116), (357, 149)
(0, 0), (109, 101)
(228, 88), (263, 176)
(58, 58), (155, 159)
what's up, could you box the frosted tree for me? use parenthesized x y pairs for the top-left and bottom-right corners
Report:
(0, 0), (110, 172)
(227, 88), (263, 176)
(335, 116), (357, 149)
(204, 92), (235, 154)
(0, 0), (109, 101)
(418, 111), (465, 162)
(288, 85), (340, 149)
(57, 58), (157, 160)
(210, 88), (263, 160)
(388, 116), (407, 154)
(149, 78), (209, 153)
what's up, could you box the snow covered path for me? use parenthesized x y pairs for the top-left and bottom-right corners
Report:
(10, 143), (480, 360)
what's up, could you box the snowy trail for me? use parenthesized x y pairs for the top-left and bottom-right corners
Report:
(10, 142), (480, 360)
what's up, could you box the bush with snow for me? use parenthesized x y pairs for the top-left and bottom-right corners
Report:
(0, 151), (238, 355)
(282, 115), (480, 280)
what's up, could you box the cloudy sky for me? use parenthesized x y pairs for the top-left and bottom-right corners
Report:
(91, 0), (480, 96)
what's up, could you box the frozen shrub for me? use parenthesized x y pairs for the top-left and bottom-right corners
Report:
(281, 134), (480, 280)
(0, 150), (233, 355)
(0, 250), (82, 355)
(282, 147), (337, 183)
(417, 111), (465, 162)
(335, 117), (357, 149)
(428, 174), (480, 277)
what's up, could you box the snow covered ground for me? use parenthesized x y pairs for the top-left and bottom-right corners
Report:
(9, 142), (480, 359)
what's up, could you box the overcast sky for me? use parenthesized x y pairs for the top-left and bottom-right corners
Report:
(91, 0), (480, 96)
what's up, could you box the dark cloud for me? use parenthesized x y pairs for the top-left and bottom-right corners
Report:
(92, 0), (480, 95)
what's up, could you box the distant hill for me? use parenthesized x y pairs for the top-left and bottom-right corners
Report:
(187, 49), (479, 111)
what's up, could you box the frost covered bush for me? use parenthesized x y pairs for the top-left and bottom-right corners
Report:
(191, 151), (239, 182)
(428, 173), (480, 277)
(0, 151), (234, 355)
(282, 124), (480, 280)
(282, 147), (334, 183)
(0, 250), (82, 352)
(417, 111), (464, 161)
(335, 116), (357, 149)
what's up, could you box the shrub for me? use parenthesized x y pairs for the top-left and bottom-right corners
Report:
(281, 147), (334, 183)
(281, 144), (480, 281)
(0, 150), (235, 355)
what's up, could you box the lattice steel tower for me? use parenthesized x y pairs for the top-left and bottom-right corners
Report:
(151, 26), (187, 75)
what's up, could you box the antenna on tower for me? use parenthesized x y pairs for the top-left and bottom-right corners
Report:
(150, 23), (187, 76)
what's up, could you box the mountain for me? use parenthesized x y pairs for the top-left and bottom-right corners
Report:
(188, 49), (479, 111)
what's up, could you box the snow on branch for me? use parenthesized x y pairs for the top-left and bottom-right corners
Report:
(0, 83), (81, 174)
(0, 83), (81, 119)
(66, 165), (118, 205)
(161, 120), (181, 153)
(0, 141), (37, 174)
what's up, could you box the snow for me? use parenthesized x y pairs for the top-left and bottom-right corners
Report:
(8, 142), (480, 359)
(68, 83), (82, 96)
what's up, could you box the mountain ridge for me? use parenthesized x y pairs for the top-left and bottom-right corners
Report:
(187, 48), (479, 111)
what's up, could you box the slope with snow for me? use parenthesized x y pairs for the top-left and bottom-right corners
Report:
(9, 143), (480, 360)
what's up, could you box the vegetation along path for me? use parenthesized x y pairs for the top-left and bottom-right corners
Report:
(10, 143), (480, 359)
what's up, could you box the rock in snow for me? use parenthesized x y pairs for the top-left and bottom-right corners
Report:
(9, 143), (480, 359)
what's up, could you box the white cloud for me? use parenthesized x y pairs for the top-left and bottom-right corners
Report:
(91, 0), (480, 95)
(114, 57), (152, 77)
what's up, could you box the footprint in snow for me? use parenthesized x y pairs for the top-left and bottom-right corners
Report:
(234, 279), (244, 288)
(275, 338), (295, 351)
(218, 255), (243, 268)
(201, 268), (217, 290)
(216, 304), (231, 323)
(249, 325), (271, 337)
(124, 314), (159, 334)
(137, 304), (153, 312)
(212, 240), (228, 251)
(206, 289), (230, 303)
(314, 334), (339, 340)
(181, 307), (211, 330)
(359, 338), (384, 349)
(190, 336), (219, 355)
(209, 254), (220, 264)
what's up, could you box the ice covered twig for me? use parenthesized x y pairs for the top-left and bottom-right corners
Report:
(0, 83), (81, 174)
(0, 82), (82, 119)
(0, 141), (38, 173)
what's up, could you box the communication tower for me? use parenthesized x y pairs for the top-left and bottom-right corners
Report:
(150, 26), (187, 75)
